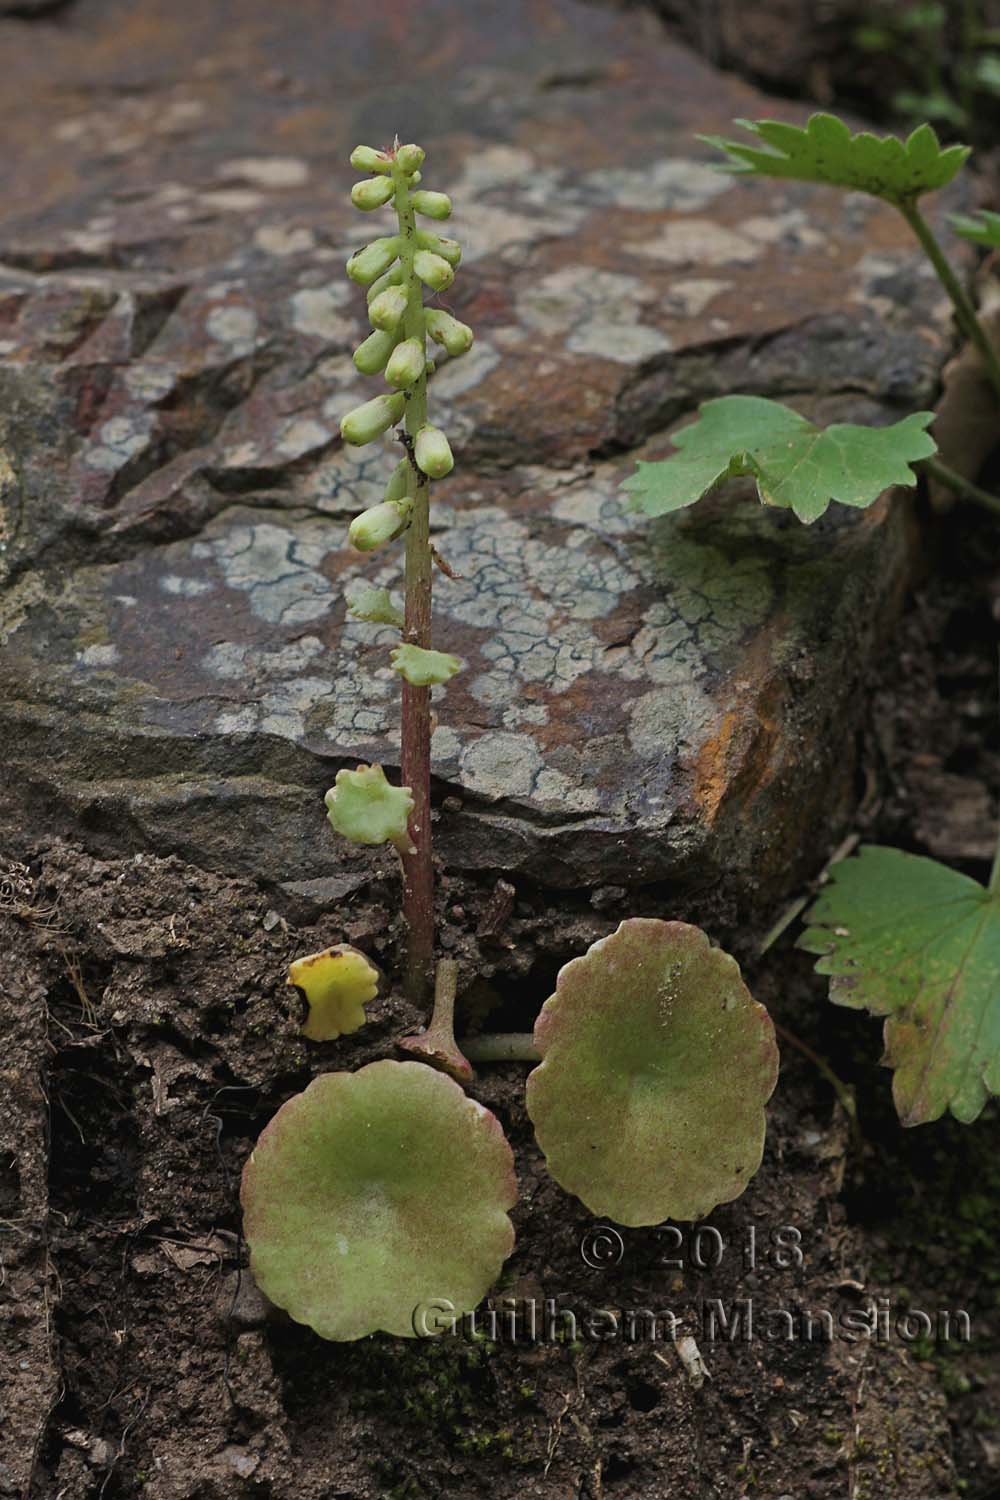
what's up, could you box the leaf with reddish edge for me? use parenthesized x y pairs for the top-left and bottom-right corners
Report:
(241, 1060), (516, 1340)
(525, 919), (779, 1227)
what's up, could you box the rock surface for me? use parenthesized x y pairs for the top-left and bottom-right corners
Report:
(0, 0), (964, 899)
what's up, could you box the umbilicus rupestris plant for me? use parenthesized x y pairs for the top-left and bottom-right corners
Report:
(329, 139), (473, 1002)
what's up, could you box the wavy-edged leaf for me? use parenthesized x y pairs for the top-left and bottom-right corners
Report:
(242, 1060), (517, 1340)
(950, 209), (1000, 249)
(345, 581), (404, 628)
(390, 643), (463, 686)
(622, 397), (936, 524)
(702, 112), (970, 203)
(324, 763), (414, 849)
(800, 846), (1000, 1125)
(525, 919), (779, 1226)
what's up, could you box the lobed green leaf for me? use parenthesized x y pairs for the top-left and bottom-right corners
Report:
(622, 396), (936, 524)
(702, 112), (970, 204)
(801, 848), (1000, 1126)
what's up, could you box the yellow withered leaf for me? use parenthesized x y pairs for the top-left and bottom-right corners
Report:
(288, 945), (380, 1042)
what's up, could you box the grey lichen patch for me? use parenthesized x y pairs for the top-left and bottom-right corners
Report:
(578, 158), (733, 213)
(517, 267), (670, 362)
(289, 283), (353, 343)
(191, 519), (333, 625)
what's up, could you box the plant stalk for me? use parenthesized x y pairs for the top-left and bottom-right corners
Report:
(460, 1033), (541, 1064)
(394, 164), (435, 1002)
(897, 199), (1000, 406)
(923, 457), (1000, 517)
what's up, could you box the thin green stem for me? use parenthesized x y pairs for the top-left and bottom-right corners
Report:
(897, 198), (1000, 406)
(460, 1033), (541, 1064)
(392, 162), (435, 1003)
(924, 457), (1000, 517)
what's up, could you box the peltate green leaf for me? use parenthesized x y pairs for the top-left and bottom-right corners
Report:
(622, 397), (936, 524)
(242, 1060), (517, 1339)
(800, 847), (1000, 1125)
(950, 209), (1000, 249)
(702, 113), (970, 203)
(525, 919), (779, 1226)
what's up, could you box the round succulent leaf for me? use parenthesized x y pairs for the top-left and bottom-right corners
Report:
(242, 1060), (517, 1340)
(390, 644), (463, 686)
(288, 945), (380, 1042)
(526, 919), (779, 1226)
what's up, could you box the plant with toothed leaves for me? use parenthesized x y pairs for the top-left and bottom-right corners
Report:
(331, 138), (472, 1005)
(239, 140), (783, 1347)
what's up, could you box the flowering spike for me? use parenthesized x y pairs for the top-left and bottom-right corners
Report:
(350, 144), (393, 175)
(368, 285), (409, 332)
(353, 328), (399, 376)
(348, 500), (411, 551)
(415, 425), (454, 478)
(385, 337), (426, 389)
(346, 236), (401, 286)
(415, 229), (461, 268)
(395, 143), (425, 174)
(340, 392), (406, 447)
(411, 190), (452, 220)
(325, 764), (415, 852)
(425, 309), (474, 358)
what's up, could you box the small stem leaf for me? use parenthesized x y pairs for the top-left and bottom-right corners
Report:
(288, 945), (381, 1042)
(800, 847), (1000, 1126)
(950, 209), (1000, 247)
(525, 919), (779, 1226)
(702, 112), (970, 202)
(344, 581), (404, 628)
(325, 763), (415, 848)
(242, 1061), (517, 1340)
(391, 643), (463, 685)
(622, 396), (937, 524)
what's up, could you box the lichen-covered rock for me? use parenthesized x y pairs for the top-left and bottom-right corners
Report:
(0, 0), (963, 903)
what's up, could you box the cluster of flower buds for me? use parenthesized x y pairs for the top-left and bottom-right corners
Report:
(339, 140), (474, 557)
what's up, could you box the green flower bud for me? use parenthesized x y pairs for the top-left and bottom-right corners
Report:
(410, 170), (423, 185)
(425, 309), (474, 357)
(340, 392), (406, 446)
(351, 176), (396, 211)
(346, 236), (401, 286)
(384, 457), (412, 503)
(411, 190), (452, 220)
(366, 265), (405, 303)
(345, 581), (405, 629)
(353, 327), (399, 375)
(385, 337), (426, 389)
(368, 285), (409, 332)
(413, 249), (455, 292)
(395, 143), (425, 174)
(350, 145), (393, 175)
(415, 424), (454, 479)
(390, 644), (463, 686)
(348, 499), (412, 551)
(325, 763), (414, 851)
(416, 229), (461, 267)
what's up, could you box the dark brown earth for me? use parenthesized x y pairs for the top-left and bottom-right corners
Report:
(2, 0), (1000, 1497)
